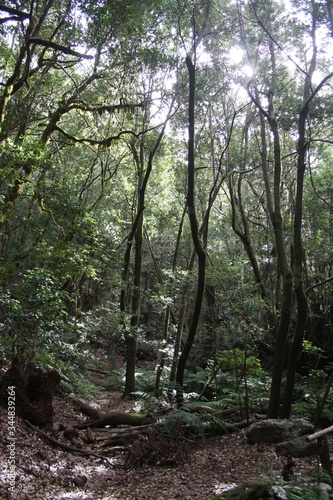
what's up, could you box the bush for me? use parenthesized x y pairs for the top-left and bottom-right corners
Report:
(0, 268), (70, 364)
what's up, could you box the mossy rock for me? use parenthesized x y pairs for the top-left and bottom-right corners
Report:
(213, 479), (272, 499)
(276, 435), (318, 457)
(247, 418), (314, 444)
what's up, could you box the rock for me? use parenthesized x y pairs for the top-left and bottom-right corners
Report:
(212, 479), (272, 499)
(276, 435), (318, 457)
(71, 475), (88, 487)
(319, 483), (333, 497)
(247, 418), (314, 444)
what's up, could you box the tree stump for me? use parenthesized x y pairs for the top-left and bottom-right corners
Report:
(0, 358), (60, 426)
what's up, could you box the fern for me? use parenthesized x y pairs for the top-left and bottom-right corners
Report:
(283, 485), (325, 500)
(131, 391), (161, 414)
(163, 408), (206, 439)
(162, 402), (229, 439)
(308, 466), (333, 487)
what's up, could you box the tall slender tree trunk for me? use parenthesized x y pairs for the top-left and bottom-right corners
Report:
(267, 118), (293, 418)
(166, 205), (191, 400)
(176, 55), (207, 406)
(238, 2), (294, 417)
(121, 98), (176, 397)
(124, 213), (143, 396)
(281, 11), (318, 415)
(280, 111), (308, 417)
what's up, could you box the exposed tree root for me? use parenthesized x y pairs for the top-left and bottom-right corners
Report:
(24, 420), (113, 465)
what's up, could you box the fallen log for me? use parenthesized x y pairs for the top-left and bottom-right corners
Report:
(306, 427), (333, 478)
(72, 398), (101, 418)
(206, 417), (257, 436)
(85, 366), (111, 376)
(213, 479), (272, 499)
(87, 424), (155, 442)
(75, 411), (154, 429)
(190, 406), (242, 417)
(276, 436), (318, 458)
(307, 424), (333, 442)
(100, 426), (154, 447)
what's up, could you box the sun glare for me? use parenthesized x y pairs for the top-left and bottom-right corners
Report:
(228, 46), (244, 64)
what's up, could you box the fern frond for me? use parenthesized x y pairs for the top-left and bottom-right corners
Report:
(131, 391), (158, 403)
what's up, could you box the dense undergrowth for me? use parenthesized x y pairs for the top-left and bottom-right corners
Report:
(1, 287), (333, 427)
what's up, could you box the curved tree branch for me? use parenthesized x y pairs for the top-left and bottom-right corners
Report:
(0, 5), (30, 19)
(28, 38), (94, 59)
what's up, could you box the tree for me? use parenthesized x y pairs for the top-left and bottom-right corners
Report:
(121, 87), (176, 396)
(175, 0), (212, 405)
(232, 0), (333, 417)
(1, 0), (333, 424)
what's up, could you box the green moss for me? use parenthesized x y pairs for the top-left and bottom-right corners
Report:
(213, 479), (272, 500)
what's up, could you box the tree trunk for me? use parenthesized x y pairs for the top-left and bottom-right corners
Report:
(121, 99), (176, 397)
(75, 411), (152, 429)
(238, 3), (293, 417)
(267, 118), (293, 418)
(281, 12), (318, 416)
(123, 138), (145, 397)
(168, 299), (186, 401)
(229, 174), (267, 300)
(176, 55), (207, 406)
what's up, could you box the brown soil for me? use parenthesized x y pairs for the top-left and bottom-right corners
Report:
(0, 375), (330, 500)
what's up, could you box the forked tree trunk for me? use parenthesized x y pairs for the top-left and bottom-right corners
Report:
(124, 213), (144, 396)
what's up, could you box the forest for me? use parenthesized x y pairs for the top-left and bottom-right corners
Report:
(0, 0), (333, 498)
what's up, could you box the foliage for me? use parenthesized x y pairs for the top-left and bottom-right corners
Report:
(131, 391), (162, 414)
(163, 406), (207, 439)
(107, 368), (126, 392)
(182, 349), (269, 411)
(292, 369), (333, 424)
(163, 401), (229, 440)
(216, 348), (265, 379)
(0, 268), (70, 362)
(275, 479), (333, 500)
(134, 364), (168, 394)
(322, 391), (333, 423)
(75, 304), (125, 349)
(55, 356), (102, 400)
(301, 341), (328, 372)
(0, 0), (333, 419)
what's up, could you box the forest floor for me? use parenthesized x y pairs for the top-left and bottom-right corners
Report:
(0, 362), (331, 500)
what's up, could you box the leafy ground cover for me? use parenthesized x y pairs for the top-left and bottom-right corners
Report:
(1, 366), (331, 500)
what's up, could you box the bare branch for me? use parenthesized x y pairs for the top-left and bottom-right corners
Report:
(54, 126), (140, 146)
(0, 5), (30, 19)
(249, 2), (307, 77)
(301, 71), (333, 115)
(28, 38), (94, 59)
(305, 276), (333, 293)
(69, 102), (144, 114)
(188, 0), (212, 59)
